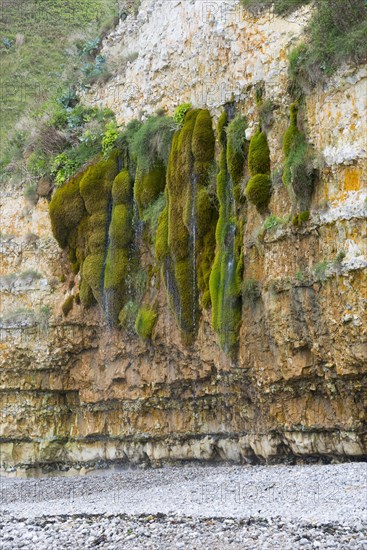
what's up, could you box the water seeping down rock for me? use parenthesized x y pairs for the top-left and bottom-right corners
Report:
(0, 0), (366, 474)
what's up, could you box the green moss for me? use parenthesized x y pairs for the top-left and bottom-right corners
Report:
(209, 111), (243, 356)
(109, 204), (132, 248)
(112, 169), (131, 204)
(104, 248), (129, 290)
(155, 108), (218, 340)
(174, 257), (197, 336)
(79, 279), (95, 308)
(79, 157), (117, 214)
(71, 261), (80, 275)
(134, 306), (158, 340)
(282, 102), (303, 157)
(248, 129), (270, 176)
(197, 221), (217, 309)
(217, 111), (228, 145)
(118, 300), (139, 330)
(245, 174), (272, 210)
(282, 104), (315, 209)
(49, 173), (86, 248)
(292, 210), (310, 226)
(155, 204), (169, 261)
(86, 212), (108, 254)
(61, 295), (74, 317)
(82, 253), (105, 305)
(226, 115), (248, 185)
(192, 109), (215, 163)
(134, 161), (166, 213)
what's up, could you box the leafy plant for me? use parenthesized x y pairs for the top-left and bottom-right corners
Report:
(102, 121), (119, 156)
(173, 103), (192, 126)
(131, 115), (176, 171)
(263, 214), (284, 231)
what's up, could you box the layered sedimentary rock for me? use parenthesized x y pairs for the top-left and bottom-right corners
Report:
(0, 0), (366, 475)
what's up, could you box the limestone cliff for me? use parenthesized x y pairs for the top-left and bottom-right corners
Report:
(1, 0), (366, 475)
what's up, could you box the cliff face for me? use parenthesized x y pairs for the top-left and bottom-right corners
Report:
(1, 0), (366, 475)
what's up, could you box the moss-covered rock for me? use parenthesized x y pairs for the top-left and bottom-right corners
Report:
(155, 204), (169, 261)
(82, 253), (105, 305)
(104, 248), (129, 290)
(245, 174), (272, 209)
(49, 173), (86, 248)
(135, 306), (158, 340)
(282, 103), (315, 209)
(192, 109), (215, 163)
(209, 110), (243, 356)
(134, 161), (166, 214)
(226, 115), (248, 185)
(79, 279), (95, 308)
(112, 169), (132, 204)
(109, 204), (132, 248)
(248, 129), (270, 176)
(282, 101), (302, 157)
(156, 108), (218, 341)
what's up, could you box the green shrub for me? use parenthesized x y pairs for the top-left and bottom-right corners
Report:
(248, 129), (270, 176)
(102, 121), (119, 156)
(263, 214), (284, 231)
(135, 307), (158, 340)
(173, 103), (192, 126)
(131, 115), (176, 171)
(241, 0), (310, 15)
(62, 296), (74, 317)
(288, 0), (367, 92)
(245, 174), (272, 209)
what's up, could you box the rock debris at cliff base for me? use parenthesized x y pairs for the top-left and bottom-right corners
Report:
(1, 463), (366, 549)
